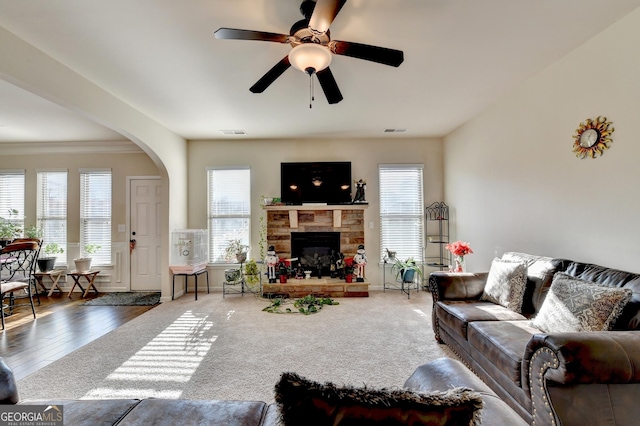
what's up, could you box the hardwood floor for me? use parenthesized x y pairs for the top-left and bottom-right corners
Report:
(0, 292), (156, 381)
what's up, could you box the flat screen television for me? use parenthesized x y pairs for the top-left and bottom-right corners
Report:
(281, 162), (352, 205)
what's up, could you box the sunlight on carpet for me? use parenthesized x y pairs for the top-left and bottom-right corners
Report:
(82, 310), (217, 399)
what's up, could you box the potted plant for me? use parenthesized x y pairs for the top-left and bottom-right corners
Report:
(343, 257), (355, 283)
(74, 243), (101, 272)
(278, 260), (290, 283)
(244, 259), (260, 287)
(24, 225), (43, 239)
(392, 257), (424, 284)
(224, 239), (249, 264)
(37, 242), (64, 273)
(0, 209), (22, 247)
(224, 239), (249, 283)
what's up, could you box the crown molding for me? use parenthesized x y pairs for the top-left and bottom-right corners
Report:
(0, 140), (144, 156)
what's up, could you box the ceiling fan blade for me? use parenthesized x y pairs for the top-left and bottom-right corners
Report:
(331, 40), (404, 67)
(250, 56), (292, 93)
(214, 28), (290, 43)
(316, 67), (343, 104)
(309, 0), (347, 34)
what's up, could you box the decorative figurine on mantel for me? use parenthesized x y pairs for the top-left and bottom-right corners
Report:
(352, 179), (367, 204)
(353, 244), (367, 282)
(265, 246), (278, 283)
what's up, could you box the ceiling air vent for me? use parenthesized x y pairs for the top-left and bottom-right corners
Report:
(383, 128), (407, 133)
(219, 130), (247, 135)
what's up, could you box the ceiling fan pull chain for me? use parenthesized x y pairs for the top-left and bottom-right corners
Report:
(309, 73), (315, 109)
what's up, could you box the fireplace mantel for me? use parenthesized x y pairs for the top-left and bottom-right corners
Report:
(264, 204), (367, 228)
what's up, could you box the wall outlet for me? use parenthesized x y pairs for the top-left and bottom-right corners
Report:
(369, 221), (374, 229)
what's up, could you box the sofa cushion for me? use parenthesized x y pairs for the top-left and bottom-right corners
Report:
(531, 272), (633, 333)
(615, 277), (640, 330)
(481, 258), (528, 313)
(436, 300), (527, 340)
(117, 399), (270, 426)
(467, 320), (539, 387)
(274, 371), (484, 426)
(501, 252), (562, 315)
(21, 399), (141, 426)
(562, 262), (640, 330)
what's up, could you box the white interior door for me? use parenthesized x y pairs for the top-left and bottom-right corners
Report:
(130, 178), (162, 291)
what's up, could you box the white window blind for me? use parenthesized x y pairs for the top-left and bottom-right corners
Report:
(37, 171), (68, 266)
(0, 170), (25, 239)
(80, 170), (111, 265)
(207, 168), (251, 263)
(379, 164), (425, 262)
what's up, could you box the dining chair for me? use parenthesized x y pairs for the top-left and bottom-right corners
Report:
(11, 238), (43, 304)
(1, 241), (40, 330)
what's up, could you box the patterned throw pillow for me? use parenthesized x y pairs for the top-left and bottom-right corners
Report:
(480, 258), (528, 313)
(531, 272), (633, 333)
(274, 372), (483, 426)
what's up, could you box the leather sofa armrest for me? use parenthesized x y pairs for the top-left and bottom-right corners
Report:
(428, 272), (488, 342)
(0, 357), (19, 404)
(524, 332), (640, 426)
(427, 271), (489, 302)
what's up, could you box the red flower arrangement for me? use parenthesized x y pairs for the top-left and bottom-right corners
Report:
(343, 257), (355, 282)
(445, 241), (473, 272)
(445, 241), (473, 257)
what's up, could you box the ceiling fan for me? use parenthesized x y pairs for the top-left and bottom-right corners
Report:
(214, 0), (404, 105)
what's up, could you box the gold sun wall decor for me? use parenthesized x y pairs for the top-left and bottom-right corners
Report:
(573, 116), (614, 159)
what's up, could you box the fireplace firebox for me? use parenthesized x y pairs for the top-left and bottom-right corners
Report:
(291, 232), (340, 276)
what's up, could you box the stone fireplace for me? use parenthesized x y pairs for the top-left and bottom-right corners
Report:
(263, 205), (368, 297)
(265, 205), (366, 261)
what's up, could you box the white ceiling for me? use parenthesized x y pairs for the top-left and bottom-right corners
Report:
(1, 0), (639, 144)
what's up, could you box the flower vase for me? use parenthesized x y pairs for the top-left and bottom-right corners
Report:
(454, 256), (465, 273)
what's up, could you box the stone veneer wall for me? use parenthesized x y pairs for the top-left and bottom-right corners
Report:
(267, 209), (365, 259)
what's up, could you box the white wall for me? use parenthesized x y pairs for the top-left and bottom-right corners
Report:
(444, 8), (640, 273)
(1, 27), (188, 299)
(188, 137), (444, 287)
(0, 151), (159, 291)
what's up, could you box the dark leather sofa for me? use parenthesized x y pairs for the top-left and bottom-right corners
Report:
(429, 252), (640, 426)
(2, 353), (524, 425)
(0, 354), (280, 426)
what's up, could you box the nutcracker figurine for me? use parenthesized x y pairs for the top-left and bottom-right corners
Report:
(353, 244), (367, 282)
(265, 246), (278, 283)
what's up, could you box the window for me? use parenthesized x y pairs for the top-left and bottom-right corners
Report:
(207, 168), (251, 263)
(80, 169), (111, 265)
(379, 164), (425, 262)
(0, 170), (25, 239)
(37, 170), (68, 265)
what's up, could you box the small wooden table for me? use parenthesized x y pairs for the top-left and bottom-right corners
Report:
(67, 270), (100, 298)
(35, 270), (65, 296)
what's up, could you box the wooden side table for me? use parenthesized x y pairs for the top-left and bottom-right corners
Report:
(35, 270), (65, 296)
(67, 270), (100, 298)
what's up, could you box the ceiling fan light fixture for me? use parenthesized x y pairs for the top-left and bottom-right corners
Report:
(288, 43), (332, 74)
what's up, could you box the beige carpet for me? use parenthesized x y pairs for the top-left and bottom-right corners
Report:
(17, 290), (455, 403)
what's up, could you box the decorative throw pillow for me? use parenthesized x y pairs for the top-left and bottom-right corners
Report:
(274, 372), (483, 426)
(480, 258), (528, 313)
(531, 272), (633, 333)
